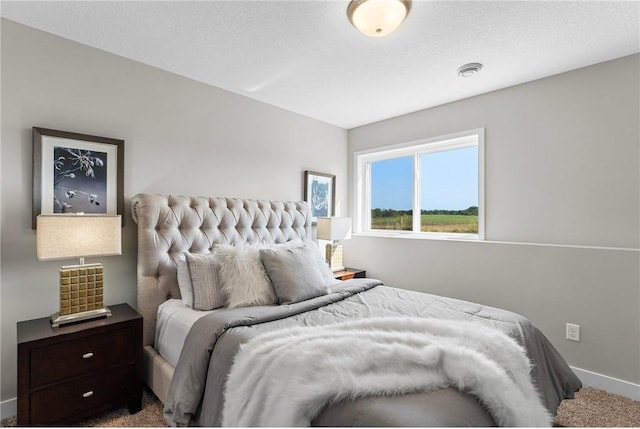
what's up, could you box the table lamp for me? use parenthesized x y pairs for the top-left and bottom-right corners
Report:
(317, 217), (352, 272)
(36, 214), (121, 327)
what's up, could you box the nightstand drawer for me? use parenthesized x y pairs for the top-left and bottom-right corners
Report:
(30, 363), (135, 425)
(30, 326), (136, 387)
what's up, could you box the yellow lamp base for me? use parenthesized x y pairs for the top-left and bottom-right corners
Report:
(54, 262), (108, 327)
(325, 243), (344, 272)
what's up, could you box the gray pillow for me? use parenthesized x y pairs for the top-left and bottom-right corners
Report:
(185, 252), (226, 311)
(259, 243), (330, 304)
(258, 240), (338, 287)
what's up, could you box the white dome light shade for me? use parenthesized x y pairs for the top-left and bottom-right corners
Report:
(347, 0), (411, 37)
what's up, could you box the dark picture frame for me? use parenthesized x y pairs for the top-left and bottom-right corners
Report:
(303, 170), (335, 224)
(32, 127), (124, 228)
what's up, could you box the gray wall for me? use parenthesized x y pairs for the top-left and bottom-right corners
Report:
(346, 54), (640, 384)
(0, 19), (348, 402)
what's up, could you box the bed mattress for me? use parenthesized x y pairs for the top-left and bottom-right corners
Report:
(155, 299), (215, 367)
(164, 279), (581, 426)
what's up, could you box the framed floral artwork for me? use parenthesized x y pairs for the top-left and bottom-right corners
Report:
(303, 170), (335, 224)
(32, 127), (124, 228)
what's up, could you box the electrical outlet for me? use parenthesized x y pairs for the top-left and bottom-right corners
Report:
(566, 323), (580, 342)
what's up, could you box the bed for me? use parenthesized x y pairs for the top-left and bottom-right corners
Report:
(131, 193), (581, 427)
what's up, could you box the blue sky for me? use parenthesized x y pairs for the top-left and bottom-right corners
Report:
(371, 147), (478, 210)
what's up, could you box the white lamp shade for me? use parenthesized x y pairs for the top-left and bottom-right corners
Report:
(348, 0), (410, 37)
(37, 214), (122, 261)
(317, 217), (352, 242)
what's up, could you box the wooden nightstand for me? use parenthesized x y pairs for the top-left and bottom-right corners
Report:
(17, 303), (143, 426)
(334, 268), (366, 280)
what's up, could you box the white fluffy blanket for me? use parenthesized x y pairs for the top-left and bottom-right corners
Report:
(222, 317), (552, 427)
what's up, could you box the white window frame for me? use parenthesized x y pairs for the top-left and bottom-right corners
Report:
(354, 128), (485, 240)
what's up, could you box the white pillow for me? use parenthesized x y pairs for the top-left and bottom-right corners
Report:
(312, 245), (341, 287)
(176, 254), (194, 307)
(215, 245), (277, 308)
(184, 252), (226, 311)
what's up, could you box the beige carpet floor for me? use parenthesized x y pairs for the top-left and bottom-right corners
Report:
(2, 386), (639, 427)
(554, 387), (640, 427)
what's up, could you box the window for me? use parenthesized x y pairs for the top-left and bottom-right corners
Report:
(355, 129), (484, 239)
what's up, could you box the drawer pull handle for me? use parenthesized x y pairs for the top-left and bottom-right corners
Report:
(82, 391), (94, 398)
(82, 352), (94, 359)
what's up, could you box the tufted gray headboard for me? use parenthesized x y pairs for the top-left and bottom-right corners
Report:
(131, 193), (313, 346)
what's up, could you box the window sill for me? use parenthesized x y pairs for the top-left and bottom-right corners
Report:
(353, 231), (481, 242)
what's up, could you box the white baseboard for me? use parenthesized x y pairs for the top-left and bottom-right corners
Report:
(571, 366), (640, 401)
(0, 397), (16, 420)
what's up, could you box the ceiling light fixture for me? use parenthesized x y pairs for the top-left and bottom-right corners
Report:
(347, 0), (412, 37)
(457, 63), (483, 77)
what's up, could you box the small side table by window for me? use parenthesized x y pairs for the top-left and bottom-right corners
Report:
(17, 303), (143, 426)
(334, 268), (366, 280)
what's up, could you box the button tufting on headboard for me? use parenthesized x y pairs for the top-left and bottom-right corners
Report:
(131, 193), (313, 346)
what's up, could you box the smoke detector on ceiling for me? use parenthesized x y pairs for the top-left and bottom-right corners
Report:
(457, 63), (483, 77)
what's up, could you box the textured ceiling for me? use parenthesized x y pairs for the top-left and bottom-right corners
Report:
(2, 1), (639, 129)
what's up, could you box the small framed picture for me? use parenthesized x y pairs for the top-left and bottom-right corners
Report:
(32, 127), (124, 228)
(304, 170), (335, 224)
